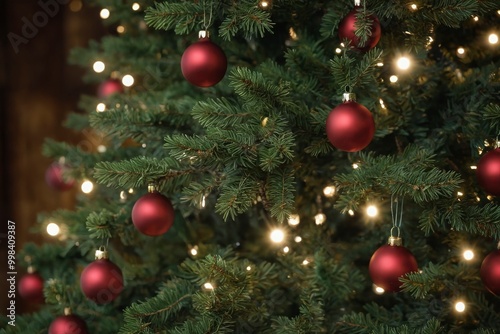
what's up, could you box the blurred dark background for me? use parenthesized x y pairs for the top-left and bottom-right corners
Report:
(1, 0), (106, 315)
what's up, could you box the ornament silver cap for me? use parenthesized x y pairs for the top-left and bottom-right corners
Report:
(199, 30), (209, 39)
(148, 183), (156, 193)
(388, 236), (403, 246)
(64, 307), (72, 316)
(342, 92), (356, 102)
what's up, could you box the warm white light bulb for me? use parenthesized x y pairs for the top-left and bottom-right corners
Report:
(455, 301), (466, 313)
(246, 265), (252, 271)
(132, 3), (140, 11)
(93, 61), (105, 73)
(283, 246), (290, 253)
(96, 103), (106, 112)
(288, 214), (300, 226)
(335, 47), (342, 54)
(390, 75), (399, 83)
(190, 248), (198, 256)
(97, 145), (107, 153)
(348, 209), (355, 216)
(323, 185), (336, 197)
(397, 56), (411, 70)
(302, 259), (309, 265)
(270, 229), (285, 243)
(473, 16), (479, 22)
(294, 236), (302, 243)
(463, 249), (474, 261)
(259, 1), (269, 8)
(203, 282), (214, 290)
(100, 8), (110, 19)
(410, 4), (417, 10)
(373, 284), (385, 295)
(122, 74), (134, 87)
(457, 47), (465, 55)
(366, 205), (378, 217)
(488, 33), (498, 44)
(46, 222), (60, 236)
(117, 25), (125, 34)
(81, 180), (94, 194)
(315, 213), (326, 225)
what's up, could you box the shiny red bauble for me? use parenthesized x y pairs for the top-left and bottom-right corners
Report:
(369, 244), (418, 292)
(45, 163), (74, 191)
(48, 314), (88, 334)
(326, 101), (375, 152)
(18, 272), (44, 303)
(98, 79), (124, 98)
(338, 7), (381, 51)
(480, 249), (500, 296)
(80, 259), (123, 304)
(181, 37), (227, 87)
(477, 149), (500, 196)
(131, 192), (175, 236)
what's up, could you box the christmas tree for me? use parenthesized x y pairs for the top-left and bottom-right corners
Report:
(3, 0), (500, 333)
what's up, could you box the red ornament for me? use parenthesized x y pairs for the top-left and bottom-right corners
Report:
(369, 237), (418, 292)
(338, 6), (381, 51)
(98, 79), (124, 98)
(131, 191), (175, 236)
(45, 162), (74, 191)
(18, 271), (44, 303)
(181, 31), (227, 87)
(49, 313), (88, 334)
(326, 96), (375, 152)
(477, 148), (500, 196)
(80, 249), (123, 304)
(480, 249), (500, 296)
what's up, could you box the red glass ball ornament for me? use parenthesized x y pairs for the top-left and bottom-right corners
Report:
(477, 149), (500, 196)
(131, 192), (175, 236)
(369, 244), (418, 292)
(181, 37), (227, 87)
(48, 314), (88, 334)
(480, 249), (500, 296)
(80, 259), (123, 304)
(338, 7), (381, 51)
(45, 163), (74, 191)
(18, 272), (44, 303)
(326, 101), (375, 152)
(98, 79), (124, 98)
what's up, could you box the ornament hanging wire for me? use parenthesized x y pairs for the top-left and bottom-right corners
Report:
(390, 193), (404, 238)
(202, 0), (214, 31)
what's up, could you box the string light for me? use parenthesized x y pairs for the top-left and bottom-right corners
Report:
(203, 282), (214, 290)
(390, 75), (399, 83)
(100, 8), (110, 19)
(246, 265), (252, 271)
(261, 117), (269, 127)
(81, 180), (94, 194)
(132, 3), (140, 11)
(373, 284), (385, 295)
(379, 98), (386, 109)
(455, 301), (466, 313)
(457, 191), (464, 197)
(96, 103), (106, 112)
(46, 222), (60, 236)
(128, 188), (134, 194)
(117, 25), (125, 34)
(119, 191), (127, 201)
(258, 0), (272, 9)
(352, 163), (360, 169)
(396, 56), (411, 70)
(302, 259), (310, 265)
(283, 246), (290, 253)
(472, 16), (479, 22)
(97, 145), (107, 153)
(348, 209), (355, 216)
(315, 213), (326, 225)
(289, 27), (298, 41)
(463, 249), (474, 261)
(69, 0), (83, 12)
(190, 247), (198, 256)
(335, 48), (342, 54)
(270, 228), (285, 243)
(488, 33), (498, 45)
(294, 236), (302, 243)
(409, 4), (417, 10)
(376, 62), (384, 67)
(456, 47), (465, 57)
(288, 214), (300, 226)
(323, 185), (336, 197)
(122, 74), (135, 87)
(93, 61), (105, 73)
(366, 205), (378, 218)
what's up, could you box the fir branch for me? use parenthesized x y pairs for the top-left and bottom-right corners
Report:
(144, 2), (201, 34)
(219, 0), (274, 40)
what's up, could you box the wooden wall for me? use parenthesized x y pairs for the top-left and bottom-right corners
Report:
(1, 0), (105, 315)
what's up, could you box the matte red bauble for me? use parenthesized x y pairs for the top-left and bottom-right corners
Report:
(45, 163), (74, 191)
(338, 7), (381, 51)
(131, 191), (175, 236)
(326, 100), (375, 152)
(80, 257), (123, 304)
(369, 238), (418, 292)
(18, 272), (44, 303)
(49, 314), (88, 334)
(480, 249), (500, 296)
(98, 79), (124, 98)
(181, 33), (227, 87)
(477, 149), (500, 196)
